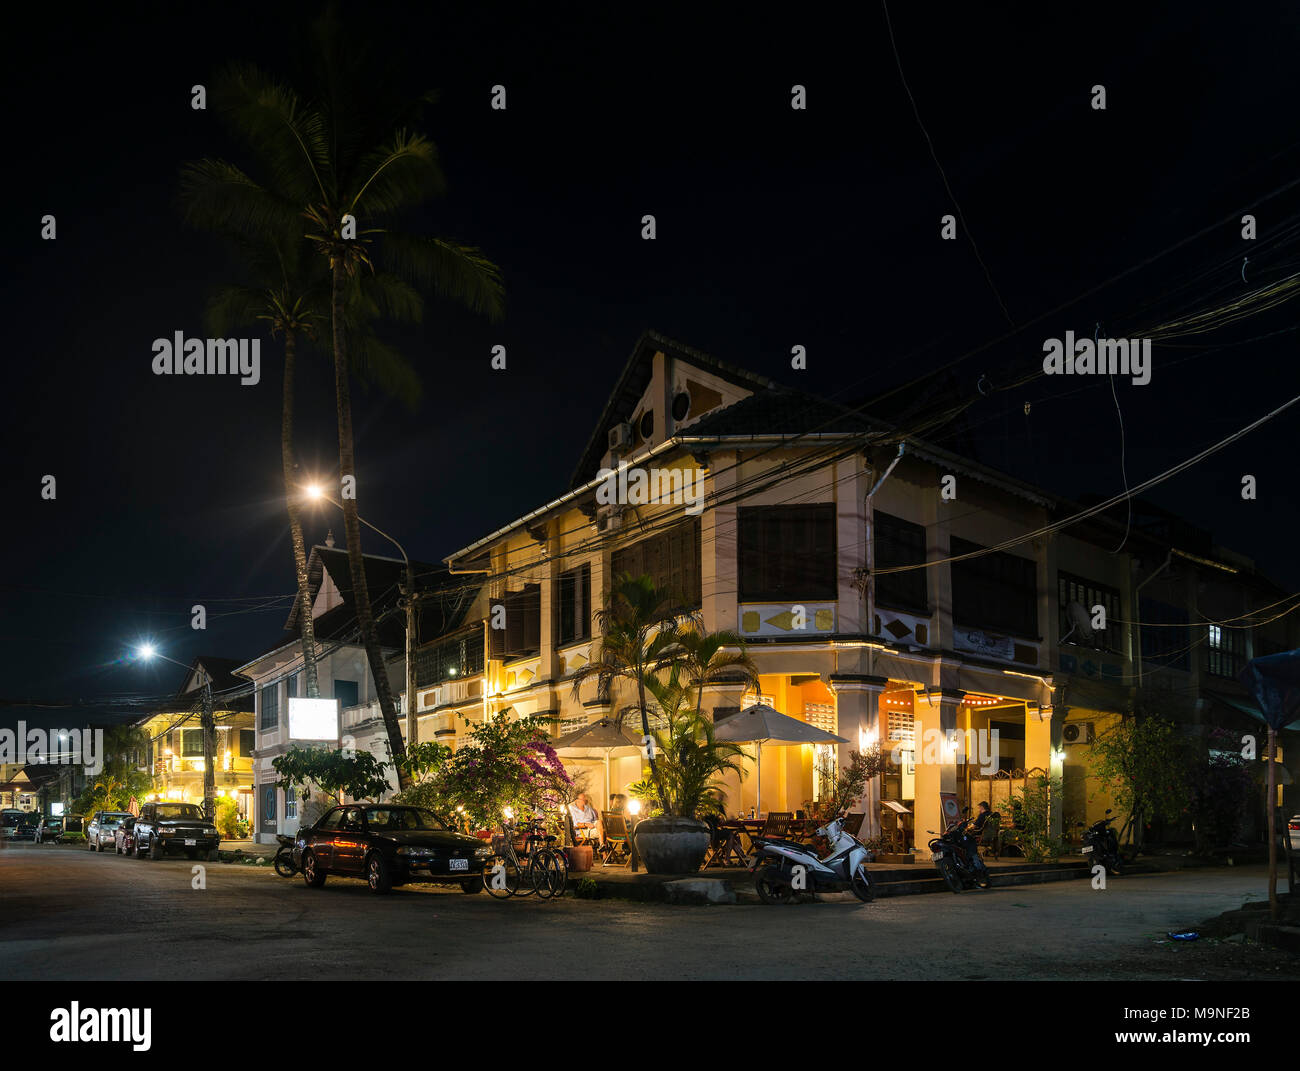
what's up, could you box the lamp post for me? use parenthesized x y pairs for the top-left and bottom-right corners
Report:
(136, 645), (216, 822)
(304, 485), (420, 751)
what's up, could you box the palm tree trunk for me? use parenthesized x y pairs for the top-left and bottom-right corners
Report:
(331, 263), (411, 790)
(282, 328), (320, 700)
(636, 670), (669, 814)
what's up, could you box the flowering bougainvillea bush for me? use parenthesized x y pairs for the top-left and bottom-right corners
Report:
(396, 711), (572, 833)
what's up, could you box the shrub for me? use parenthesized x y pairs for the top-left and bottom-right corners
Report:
(576, 877), (599, 900)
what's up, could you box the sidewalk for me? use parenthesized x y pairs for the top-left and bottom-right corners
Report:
(565, 852), (1174, 904)
(217, 839), (278, 861)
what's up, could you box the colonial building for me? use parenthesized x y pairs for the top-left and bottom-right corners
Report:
(431, 330), (1297, 846)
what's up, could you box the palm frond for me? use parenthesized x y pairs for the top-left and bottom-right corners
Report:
(347, 129), (445, 218)
(178, 158), (304, 242)
(379, 232), (506, 320)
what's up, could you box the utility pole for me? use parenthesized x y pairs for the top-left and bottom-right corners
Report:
(200, 679), (216, 822)
(402, 568), (418, 750)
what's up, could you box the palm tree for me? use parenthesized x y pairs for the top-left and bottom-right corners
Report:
(675, 626), (760, 720)
(635, 671), (747, 818)
(185, 37), (504, 785)
(571, 574), (692, 813)
(176, 212), (326, 699)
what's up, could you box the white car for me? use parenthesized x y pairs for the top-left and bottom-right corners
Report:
(85, 811), (134, 852)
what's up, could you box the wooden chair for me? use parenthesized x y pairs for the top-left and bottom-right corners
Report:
(598, 811), (632, 866)
(758, 812), (794, 839)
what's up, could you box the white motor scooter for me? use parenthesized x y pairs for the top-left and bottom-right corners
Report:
(749, 812), (875, 904)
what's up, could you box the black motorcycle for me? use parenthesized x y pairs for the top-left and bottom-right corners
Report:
(1080, 810), (1122, 875)
(928, 816), (991, 892)
(274, 834), (298, 877)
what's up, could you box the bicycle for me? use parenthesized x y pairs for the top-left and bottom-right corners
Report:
(482, 816), (568, 899)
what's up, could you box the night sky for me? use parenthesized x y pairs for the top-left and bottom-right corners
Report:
(5, 2), (1299, 727)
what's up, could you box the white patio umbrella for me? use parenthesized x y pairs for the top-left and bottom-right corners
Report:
(552, 718), (643, 809)
(713, 703), (848, 814)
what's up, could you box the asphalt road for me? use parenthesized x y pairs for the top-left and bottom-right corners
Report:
(1, 845), (1295, 980)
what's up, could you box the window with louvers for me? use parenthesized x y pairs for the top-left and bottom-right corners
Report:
(259, 684), (278, 730)
(558, 563), (591, 646)
(491, 584), (542, 662)
(1057, 572), (1122, 653)
(951, 537), (1038, 638)
(1206, 623), (1246, 679)
(611, 518), (702, 610)
(737, 505), (836, 602)
(873, 511), (928, 612)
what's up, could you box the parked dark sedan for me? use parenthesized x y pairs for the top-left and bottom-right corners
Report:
(294, 804), (492, 894)
(133, 801), (220, 860)
(114, 816), (137, 856)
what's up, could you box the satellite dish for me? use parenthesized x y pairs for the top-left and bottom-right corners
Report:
(1061, 601), (1094, 644)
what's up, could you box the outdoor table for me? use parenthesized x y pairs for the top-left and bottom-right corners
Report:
(705, 821), (751, 868)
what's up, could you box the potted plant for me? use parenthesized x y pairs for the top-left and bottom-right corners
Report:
(573, 574), (758, 874)
(624, 673), (747, 873)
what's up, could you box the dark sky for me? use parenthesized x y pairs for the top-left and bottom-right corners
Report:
(4, 2), (1299, 726)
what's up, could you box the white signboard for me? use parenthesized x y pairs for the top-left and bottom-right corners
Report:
(953, 628), (1015, 661)
(288, 697), (339, 741)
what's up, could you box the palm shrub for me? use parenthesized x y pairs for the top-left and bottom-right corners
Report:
(626, 672), (746, 819)
(572, 573), (692, 813)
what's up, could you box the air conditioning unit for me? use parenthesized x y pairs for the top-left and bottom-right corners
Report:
(608, 422), (633, 452)
(596, 504), (624, 533)
(1062, 721), (1094, 745)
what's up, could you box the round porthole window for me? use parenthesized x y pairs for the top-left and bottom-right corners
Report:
(639, 410), (654, 440)
(672, 391), (690, 421)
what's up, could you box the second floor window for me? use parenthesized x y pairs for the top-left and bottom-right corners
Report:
(333, 679), (360, 709)
(558, 563), (591, 646)
(415, 626), (486, 687)
(259, 684), (279, 730)
(239, 729), (255, 757)
(182, 729), (204, 757)
(737, 505), (837, 602)
(951, 537), (1038, 638)
(873, 511), (928, 612)
(1058, 572), (1122, 653)
(1139, 598), (1190, 671)
(1206, 623), (1246, 679)
(491, 584), (542, 662)
(612, 518), (702, 610)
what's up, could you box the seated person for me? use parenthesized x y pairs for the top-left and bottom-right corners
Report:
(608, 793), (628, 814)
(568, 792), (601, 842)
(972, 800), (993, 834)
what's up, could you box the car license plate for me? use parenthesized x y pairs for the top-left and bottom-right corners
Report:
(931, 852), (943, 861)
(449, 858), (468, 871)
(185, 839), (197, 846)
(1081, 845), (1093, 852)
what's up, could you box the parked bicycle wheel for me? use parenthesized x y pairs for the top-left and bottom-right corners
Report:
(530, 849), (566, 899)
(482, 856), (516, 898)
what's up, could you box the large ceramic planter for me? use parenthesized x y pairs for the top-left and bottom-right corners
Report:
(633, 816), (710, 874)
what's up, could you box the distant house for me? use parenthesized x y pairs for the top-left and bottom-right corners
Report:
(135, 656), (256, 820)
(237, 542), (479, 844)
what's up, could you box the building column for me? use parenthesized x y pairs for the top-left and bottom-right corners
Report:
(1028, 700), (1065, 837)
(830, 674), (887, 838)
(913, 688), (962, 838)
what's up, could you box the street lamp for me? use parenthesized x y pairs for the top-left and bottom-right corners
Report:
(136, 644), (217, 822)
(303, 482), (420, 750)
